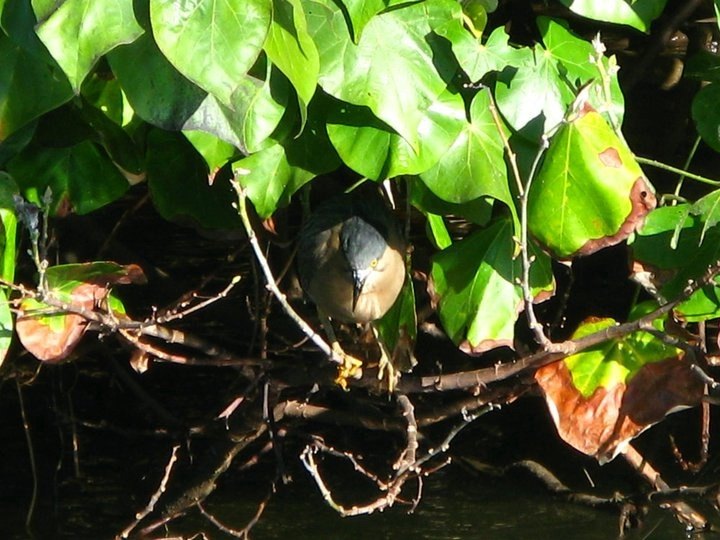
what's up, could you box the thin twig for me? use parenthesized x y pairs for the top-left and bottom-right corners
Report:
(16, 378), (38, 530)
(233, 184), (341, 365)
(117, 445), (180, 539)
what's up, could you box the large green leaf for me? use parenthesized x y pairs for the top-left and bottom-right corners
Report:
(32, 0), (143, 92)
(494, 40), (569, 137)
(146, 129), (240, 228)
(419, 88), (514, 225)
(439, 24), (519, 83)
(108, 32), (288, 152)
(537, 17), (624, 126)
(528, 104), (655, 258)
(0, 4), (73, 141)
(430, 218), (554, 352)
(495, 18), (624, 138)
(234, 110), (340, 217)
(326, 89), (465, 179)
(558, 0), (668, 33)
(150, 0), (271, 107)
(306, 0), (458, 151)
(629, 204), (720, 322)
(263, 0), (318, 128)
(8, 140), (129, 215)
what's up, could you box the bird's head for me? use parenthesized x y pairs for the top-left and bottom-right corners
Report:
(340, 216), (389, 311)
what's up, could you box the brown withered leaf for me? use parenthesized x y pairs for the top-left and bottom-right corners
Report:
(17, 283), (109, 362)
(535, 358), (703, 463)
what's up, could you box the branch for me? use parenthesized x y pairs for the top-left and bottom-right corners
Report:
(233, 184), (343, 366)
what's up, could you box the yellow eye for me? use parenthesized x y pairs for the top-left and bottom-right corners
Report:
(370, 258), (378, 269)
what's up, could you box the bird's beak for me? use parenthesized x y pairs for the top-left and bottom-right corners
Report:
(351, 268), (371, 312)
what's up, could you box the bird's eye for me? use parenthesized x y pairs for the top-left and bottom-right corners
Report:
(370, 258), (379, 269)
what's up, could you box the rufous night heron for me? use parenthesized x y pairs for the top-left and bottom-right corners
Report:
(297, 192), (406, 387)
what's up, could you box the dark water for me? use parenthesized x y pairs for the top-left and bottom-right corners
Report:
(0, 376), (712, 539)
(158, 465), (691, 540)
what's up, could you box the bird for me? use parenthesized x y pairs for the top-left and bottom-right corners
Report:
(297, 192), (406, 387)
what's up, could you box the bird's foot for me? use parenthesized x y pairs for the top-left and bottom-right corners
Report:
(377, 341), (399, 393)
(332, 343), (363, 390)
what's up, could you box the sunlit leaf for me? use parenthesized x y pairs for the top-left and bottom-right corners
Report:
(629, 204), (720, 322)
(109, 31), (288, 153)
(32, 0), (143, 92)
(307, 0), (458, 150)
(419, 88), (515, 227)
(537, 17), (624, 126)
(263, 0), (318, 128)
(430, 218), (554, 352)
(528, 103), (656, 258)
(326, 90), (465, 179)
(558, 0), (668, 33)
(408, 177), (493, 227)
(0, 174), (18, 368)
(184, 131), (237, 183)
(150, 0), (271, 107)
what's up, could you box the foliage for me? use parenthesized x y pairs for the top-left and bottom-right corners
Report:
(3, 0), (720, 535)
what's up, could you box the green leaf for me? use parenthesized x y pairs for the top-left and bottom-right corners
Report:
(234, 111), (339, 217)
(692, 83), (720, 153)
(263, 0), (318, 128)
(8, 140), (129, 215)
(150, 0), (271, 107)
(0, 29), (73, 141)
(537, 17), (624, 126)
(108, 32), (288, 152)
(32, 0), (143, 92)
(0, 172), (19, 284)
(307, 0), (459, 151)
(419, 88), (515, 225)
(430, 218), (553, 351)
(528, 104), (655, 258)
(408, 177), (493, 227)
(690, 189), (720, 244)
(426, 213), (452, 249)
(495, 41), (569, 138)
(77, 98), (144, 180)
(146, 129), (240, 228)
(565, 312), (679, 398)
(558, 0), (668, 33)
(629, 204), (720, 322)
(0, 289), (12, 367)
(326, 89), (465, 179)
(184, 131), (237, 179)
(374, 276), (417, 372)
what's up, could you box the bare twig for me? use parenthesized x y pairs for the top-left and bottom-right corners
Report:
(117, 444), (180, 539)
(233, 184), (342, 366)
(16, 378), (37, 530)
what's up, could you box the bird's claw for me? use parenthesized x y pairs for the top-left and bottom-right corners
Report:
(377, 342), (399, 393)
(332, 343), (363, 390)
